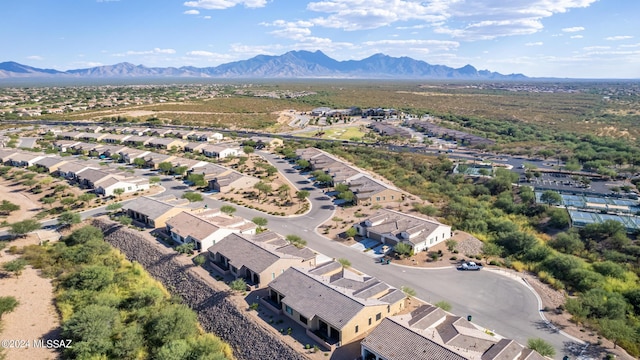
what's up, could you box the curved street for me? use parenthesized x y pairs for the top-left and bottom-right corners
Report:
(28, 150), (581, 359)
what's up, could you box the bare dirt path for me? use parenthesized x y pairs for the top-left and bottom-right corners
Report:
(0, 235), (61, 360)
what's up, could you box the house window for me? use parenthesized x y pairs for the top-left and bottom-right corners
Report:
(299, 315), (308, 325)
(387, 305), (390, 313)
(368, 318), (372, 325)
(355, 325), (359, 333)
(376, 197), (380, 201)
(285, 305), (293, 315)
(272, 272), (275, 280)
(391, 196), (394, 200)
(376, 313), (381, 321)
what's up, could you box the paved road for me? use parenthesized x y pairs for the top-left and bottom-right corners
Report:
(10, 146), (581, 358)
(253, 151), (582, 359)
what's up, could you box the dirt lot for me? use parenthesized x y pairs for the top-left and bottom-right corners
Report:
(216, 154), (307, 216)
(0, 234), (61, 360)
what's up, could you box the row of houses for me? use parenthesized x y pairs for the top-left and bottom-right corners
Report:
(47, 141), (260, 193)
(296, 147), (404, 206)
(62, 125), (225, 141)
(103, 182), (538, 359)
(0, 149), (150, 197)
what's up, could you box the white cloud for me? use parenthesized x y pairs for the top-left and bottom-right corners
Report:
(184, 9), (200, 15)
(183, 0), (266, 10)
(362, 39), (459, 51)
(203, 15), (211, 19)
(620, 43), (640, 48)
(26, 55), (43, 61)
(113, 48), (176, 56)
(186, 50), (217, 56)
(525, 42), (543, 46)
(570, 35), (583, 39)
(583, 46), (610, 51)
(262, 20), (315, 40)
(304, 0), (597, 40)
(562, 26), (585, 32)
(606, 35), (633, 41)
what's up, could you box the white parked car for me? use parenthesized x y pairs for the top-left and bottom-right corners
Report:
(458, 261), (482, 271)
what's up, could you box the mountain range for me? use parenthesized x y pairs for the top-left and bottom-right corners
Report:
(0, 50), (526, 80)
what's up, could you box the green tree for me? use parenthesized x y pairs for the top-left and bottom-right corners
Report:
(132, 157), (146, 168)
(64, 265), (115, 291)
(58, 211), (81, 228)
(0, 296), (19, 320)
(285, 234), (307, 248)
(345, 227), (357, 238)
(482, 242), (503, 261)
(78, 193), (97, 204)
(3, 259), (27, 278)
(598, 319), (635, 349)
(193, 254), (206, 266)
(186, 173), (207, 187)
(181, 192), (203, 202)
(337, 258), (351, 268)
(172, 166), (189, 178)
(540, 190), (562, 206)
(445, 239), (458, 252)
(526, 338), (556, 358)
(62, 305), (120, 357)
(252, 217), (268, 230)
(220, 205), (236, 217)
(113, 188), (125, 199)
(295, 190), (310, 207)
(158, 162), (173, 174)
(276, 184), (290, 202)
(394, 243), (413, 258)
(548, 232), (584, 254)
(401, 286), (416, 299)
(9, 219), (41, 238)
(229, 278), (247, 292)
(106, 202), (122, 212)
(65, 225), (104, 246)
(296, 159), (310, 171)
(41, 196), (56, 208)
(147, 304), (199, 347)
(253, 181), (272, 200)
(149, 176), (161, 185)
(243, 146), (254, 155)
(0, 200), (20, 215)
(175, 242), (194, 255)
(434, 300), (452, 311)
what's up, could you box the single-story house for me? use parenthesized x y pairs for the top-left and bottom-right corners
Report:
(94, 176), (150, 197)
(147, 137), (187, 151)
(122, 196), (192, 228)
(208, 231), (316, 288)
(201, 144), (242, 159)
(5, 152), (48, 168)
(55, 162), (99, 181)
(33, 156), (69, 173)
(361, 304), (547, 360)
(353, 209), (452, 254)
(267, 261), (405, 348)
(165, 209), (256, 251)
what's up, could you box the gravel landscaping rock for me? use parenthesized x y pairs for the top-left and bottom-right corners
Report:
(92, 218), (307, 360)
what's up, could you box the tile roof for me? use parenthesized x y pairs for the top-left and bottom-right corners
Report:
(122, 196), (187, 220)
(361, 318), (467, 360)
(481, 339), (523, 360)
(269, 262), (403, 330)
(166, 211), (221, 241)
(362, 209), (448, 246)
(208, 231), (314, 273)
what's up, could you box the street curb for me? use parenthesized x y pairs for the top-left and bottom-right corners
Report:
(484, 268), (587, 345)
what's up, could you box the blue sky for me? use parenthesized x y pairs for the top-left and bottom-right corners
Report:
(3, 0), (639, 78)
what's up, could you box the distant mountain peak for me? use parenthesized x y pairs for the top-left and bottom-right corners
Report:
(0, 52), (528, 80)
